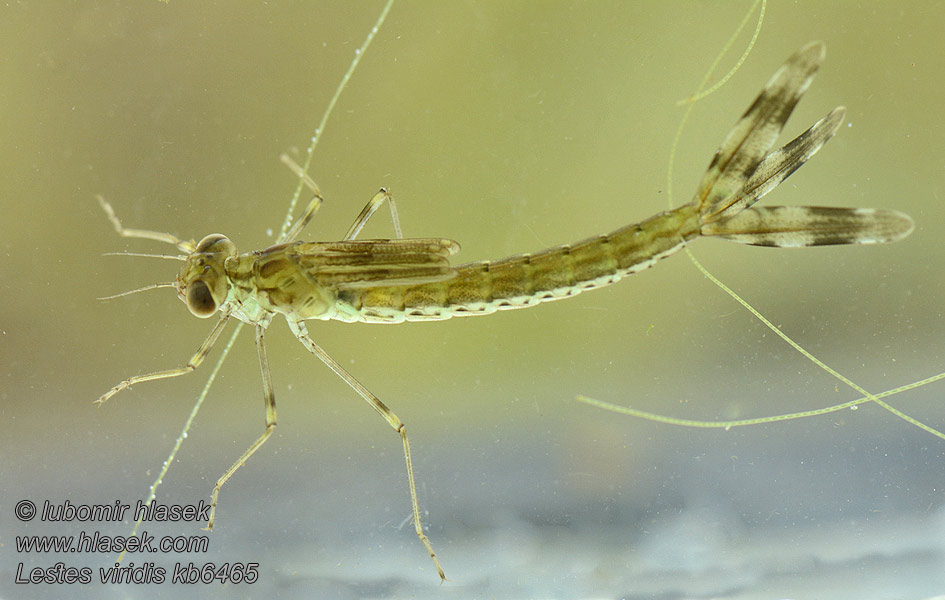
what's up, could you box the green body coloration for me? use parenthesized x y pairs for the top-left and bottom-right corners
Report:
(173, 43), (911, 331)
(99, 42), (915, 584)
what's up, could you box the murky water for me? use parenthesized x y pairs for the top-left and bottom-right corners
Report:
(2, 3), (943, 598)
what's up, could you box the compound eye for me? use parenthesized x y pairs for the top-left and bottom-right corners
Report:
(195, 234), (230, 253)
(185, 279), (217, 318)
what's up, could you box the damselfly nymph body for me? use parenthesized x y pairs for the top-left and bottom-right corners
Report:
(97, 42), (913, 580)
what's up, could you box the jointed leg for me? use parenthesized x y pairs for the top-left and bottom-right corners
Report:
(279, 154), (403, 242)
(344, 188), (402, 240)
(286, 319), (445, 581)
(280, 152), (321, 194)
(96, 315), (230, 404)
(97, 195), (196, 253)
(205, 322), (277, 530)
(279, 154), (324, 244)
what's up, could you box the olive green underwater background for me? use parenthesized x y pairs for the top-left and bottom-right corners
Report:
(1, 2), (944, 598)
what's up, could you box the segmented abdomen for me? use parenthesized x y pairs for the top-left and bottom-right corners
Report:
(337, 204), (701, 323)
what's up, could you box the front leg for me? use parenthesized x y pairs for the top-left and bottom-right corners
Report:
(96, 315), (230, 405)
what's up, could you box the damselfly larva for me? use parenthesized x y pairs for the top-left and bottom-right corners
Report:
(97, 42), (913, 580)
